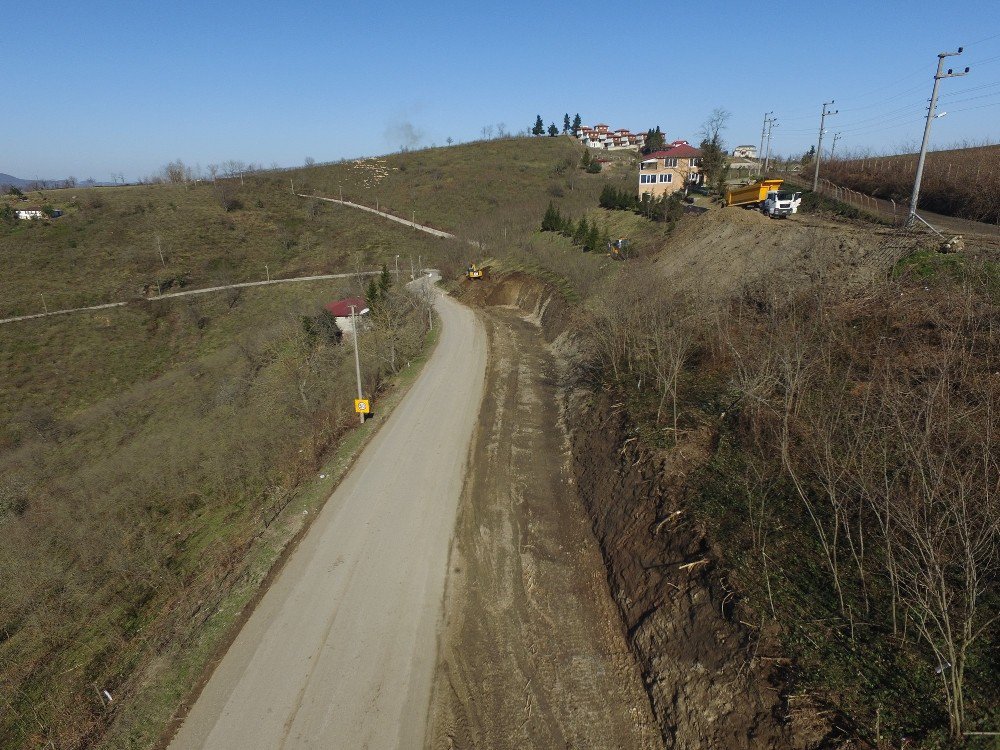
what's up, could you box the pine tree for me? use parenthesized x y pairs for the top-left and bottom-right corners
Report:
(547, 122), (559, 137)
(563, 113), (571, 133)
(586, 223), (601, 252)
(599, 184), (614, 209)
(366, 278), (380, 309)
(541, 202), (561, 232)
(581, 149), (591, 168)
(573, 216), (589, 245)
(572, 113), (582, 132)
(532, 115), (544, 136)
(378, 264), (392, 295)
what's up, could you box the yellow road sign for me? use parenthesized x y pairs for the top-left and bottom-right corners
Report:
(354, 398), (371, 414)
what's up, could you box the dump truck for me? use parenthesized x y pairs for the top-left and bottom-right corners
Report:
(466, 263), (484, 279)
(725, 179), (795, 218)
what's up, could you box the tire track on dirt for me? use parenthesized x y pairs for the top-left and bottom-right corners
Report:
(426, 307), (662, 750)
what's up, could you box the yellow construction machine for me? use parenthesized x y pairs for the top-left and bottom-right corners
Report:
(466, 263), (484, 279)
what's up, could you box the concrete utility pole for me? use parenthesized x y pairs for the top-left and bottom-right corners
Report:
(395, 254), (400, 283)
(812, 101), (838, 191)
(757, 111), (772, 176)
(830, 132), (842, 161)
(908, 47), (969, 228)
(763, 116), (778, 175)
(350, 304), (364, 424)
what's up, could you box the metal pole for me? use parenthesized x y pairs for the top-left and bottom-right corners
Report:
(395, 254), (400, 283)
(410, 256), (415, 281)
(350, 304), (364, 424)
(757, 111), (771, 176)
(908, 47), (968, 227)
(812, 101), (837, 191)
(40, 293), (47, 313)
(417, 255), (421, 275)
(340, 184), (343, 201)
(830, 133), (841, 161)
(265, 264), (269, 282)
(763, 118), (777, 175)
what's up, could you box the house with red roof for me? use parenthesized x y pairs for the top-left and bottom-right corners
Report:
(323, 296), (369, 336)
(638, 142), (703, 198)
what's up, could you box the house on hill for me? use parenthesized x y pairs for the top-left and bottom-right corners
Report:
(575, 123), (646, 151)
(638, 142), (703, 198)
(733, 145), (758, 159)
(324, 296), (369, 336)
(16, 206), (44, 220)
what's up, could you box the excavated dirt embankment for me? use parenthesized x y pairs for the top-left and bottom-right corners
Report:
(458, 270), (835, 749)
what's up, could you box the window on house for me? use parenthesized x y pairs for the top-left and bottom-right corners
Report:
(659, 174), (672, 183)
(663, 158), (677, 167)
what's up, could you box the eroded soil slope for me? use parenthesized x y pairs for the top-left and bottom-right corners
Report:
(425, 298), (661, 749)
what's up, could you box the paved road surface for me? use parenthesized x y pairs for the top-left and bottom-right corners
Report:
(168, 276), (486, 749)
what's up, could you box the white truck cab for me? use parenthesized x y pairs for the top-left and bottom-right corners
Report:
(762, 190), (795, 219)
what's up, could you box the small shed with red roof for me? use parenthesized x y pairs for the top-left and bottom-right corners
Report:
(324, 296), (369, 336)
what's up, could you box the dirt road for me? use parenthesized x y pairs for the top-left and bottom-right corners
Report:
(168, 279), (486, 749)
(426, 306), (662, 750)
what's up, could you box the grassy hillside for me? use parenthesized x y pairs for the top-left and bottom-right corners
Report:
(0, 136), (629, 749)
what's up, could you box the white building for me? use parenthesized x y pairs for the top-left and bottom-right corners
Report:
(575, 123), (646, 151)
(732, 145), (758, 159)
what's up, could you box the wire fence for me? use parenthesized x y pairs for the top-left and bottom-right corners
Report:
(779, 173), (1000, 237)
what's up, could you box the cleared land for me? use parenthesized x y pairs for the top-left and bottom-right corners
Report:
(426, 302), (660, 750)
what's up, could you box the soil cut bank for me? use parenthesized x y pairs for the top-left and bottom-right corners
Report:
(450, 270), (837, 749)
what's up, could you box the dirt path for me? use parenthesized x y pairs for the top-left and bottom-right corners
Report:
(0, 270), (381, 326)
(306, 194), (456, 239)
(426, 307), (662, 750)
(167, 281), (486, 750)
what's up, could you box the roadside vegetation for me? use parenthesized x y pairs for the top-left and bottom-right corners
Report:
(573, 246), (999, 745)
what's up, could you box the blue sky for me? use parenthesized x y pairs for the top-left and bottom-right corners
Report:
(3, 0), (999, 181)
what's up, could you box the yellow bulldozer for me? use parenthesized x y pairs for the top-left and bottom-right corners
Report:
(466, 263), (484, 280)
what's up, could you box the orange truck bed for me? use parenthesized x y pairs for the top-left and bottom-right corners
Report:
(726, 179), (784, 207)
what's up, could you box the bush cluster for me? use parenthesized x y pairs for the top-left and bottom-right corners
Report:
(540, 202), (609, 252)
(600, 184), (684, 224)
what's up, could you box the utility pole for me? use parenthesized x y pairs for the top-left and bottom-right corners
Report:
(339, 184), (343, 201)
(757, 111), (772, 176)
(395, 254), (400, 283)
(350, 305), (364, 424)
(265, 264), (269, 282)
(763, 116), (778, 175)
(410, 256), (415, 281)
(40, 293), (48, 313)
(830, 133), (842, 161)
(812, 101), (838, 191)
(156, 235), (165, 267)
(908, 47), (969, 228)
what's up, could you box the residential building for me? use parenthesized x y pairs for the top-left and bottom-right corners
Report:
(16, 207), (44, 219)
(732, 145), (758, 159)
(638, 142), (703, 198)
(575, 123), (646, 151)
(323, 296), (369, 336)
